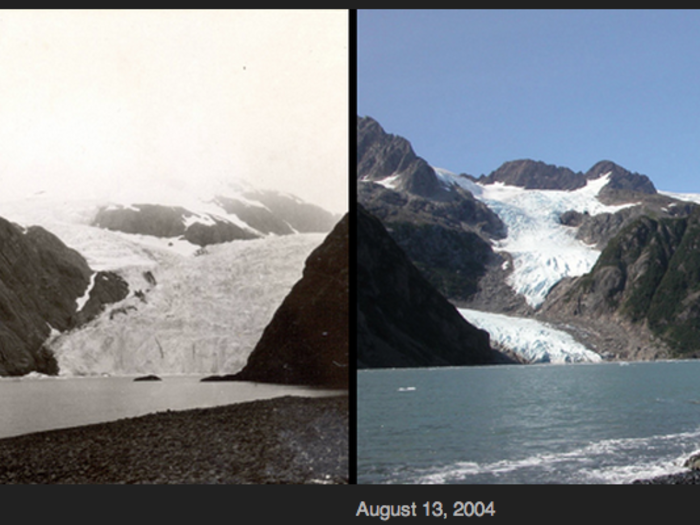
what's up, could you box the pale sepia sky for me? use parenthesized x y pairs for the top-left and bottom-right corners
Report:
(0, 10), (348, 213)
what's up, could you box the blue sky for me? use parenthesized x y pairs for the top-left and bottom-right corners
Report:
(358, 9), (700, 194)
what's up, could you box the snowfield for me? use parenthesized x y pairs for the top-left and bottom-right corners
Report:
(458, 308), (602, 364)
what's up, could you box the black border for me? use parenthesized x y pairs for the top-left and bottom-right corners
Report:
(349, 6), (359, 487)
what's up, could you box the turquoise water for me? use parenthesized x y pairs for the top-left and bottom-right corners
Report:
(358, 361), (700, 484)
(0, 375), (341, 439)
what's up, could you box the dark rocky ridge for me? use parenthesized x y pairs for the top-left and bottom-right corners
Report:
(94, 204), (259, 246)
(357, 204), (513, 368)
(230, 213), (349, 388)
(233, 190), (341, 233)
(558, 192), (694, 252)
(585, 160), (656, 203)
(94, 190), (340, 247)
(357, 115), (446, 199)
(0, 217), (128, 376)
(357, 116), (506, 302)
(477, 159), (587, 190)
(477, 158), (657, 204)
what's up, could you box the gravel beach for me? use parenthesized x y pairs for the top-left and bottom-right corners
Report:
(0, 394), (348, 484)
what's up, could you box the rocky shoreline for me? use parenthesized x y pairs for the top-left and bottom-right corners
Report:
(632, 470), (700, 485)
(0, 394), (348, 484)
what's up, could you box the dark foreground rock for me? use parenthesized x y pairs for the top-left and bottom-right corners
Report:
(357, 204), (513, 368)
(0, 395), (348, 484)
(632, 470), (700, 484)
(200, 374), (241, 382)
(232, 213), (349, 388)
(133, 374), (162, 382)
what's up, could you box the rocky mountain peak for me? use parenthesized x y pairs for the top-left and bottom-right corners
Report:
(584, 160), (656, 201)
(478, 159), (587, 190)
(357, 115), (446, 199)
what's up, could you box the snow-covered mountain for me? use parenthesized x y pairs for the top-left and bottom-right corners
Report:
(0, 178), (340, 377)
(357, 115), (700, 364)
(3, 176), (339, 247)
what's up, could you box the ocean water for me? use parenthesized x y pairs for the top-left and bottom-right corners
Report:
(358, 361), (700, 484)
(0, 375), (341, 440)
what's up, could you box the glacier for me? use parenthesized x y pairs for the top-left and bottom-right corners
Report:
(48, 232), (325, 376)
(458, 308), (602, 364)
(0, 193), (326, 377)
(435, 169), (635, 308)
(433, 168), (634, 362)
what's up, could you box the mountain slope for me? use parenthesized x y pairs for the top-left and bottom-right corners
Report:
(540, 209), (700, 359)
(0, 217), (128, 376)
(94, 203), (260, 246)
(357, 115), (508, 302)
(357, 204), (512, 368)
(93, 187), (339, 247)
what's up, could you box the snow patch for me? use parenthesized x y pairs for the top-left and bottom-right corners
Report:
(46, 323), (62, 340)
(182, 212), (217, 228)
(76, 272), (97, 313)
(659, 190), (700, 205)
(459, 308), (602, 364)
(374, 173), (402, 190)
(433, 167), (483, 196)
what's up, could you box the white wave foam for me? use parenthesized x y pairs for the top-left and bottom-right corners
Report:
(410, 428), (700, 484)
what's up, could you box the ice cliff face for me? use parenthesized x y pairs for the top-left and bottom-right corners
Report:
(458, 308), (602, 364)
(48, 232), (325, 377)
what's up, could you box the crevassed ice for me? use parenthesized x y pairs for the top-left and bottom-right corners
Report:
(435, 169), (635, 308)
(479, 175), (636, 308)
(458, 308), (601, 363)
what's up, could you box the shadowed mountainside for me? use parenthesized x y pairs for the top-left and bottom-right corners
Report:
(0, 217), (128, 376)
(357, 204), (513, 368)
(229, 213), (349, 388)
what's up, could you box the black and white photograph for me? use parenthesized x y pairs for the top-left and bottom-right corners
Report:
(0, 9), (348, 485)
